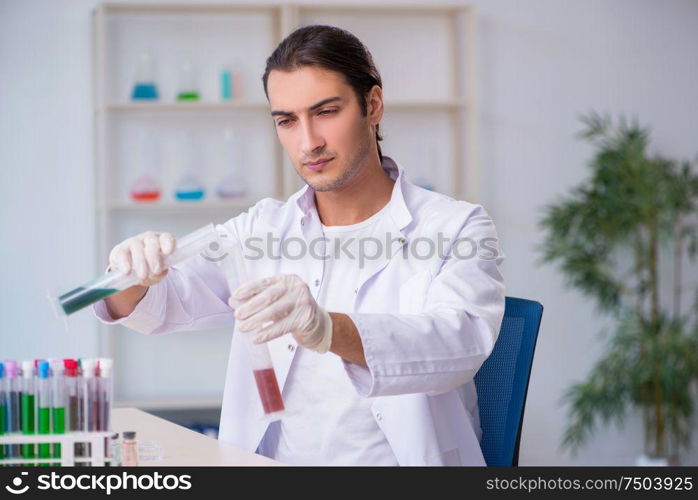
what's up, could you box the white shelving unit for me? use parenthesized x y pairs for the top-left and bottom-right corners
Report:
(92, 2), (477, 410)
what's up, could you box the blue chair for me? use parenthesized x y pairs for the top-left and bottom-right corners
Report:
(474, 296), (543, 466)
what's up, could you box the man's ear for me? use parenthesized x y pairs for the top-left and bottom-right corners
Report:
(367, 85), (384, 126)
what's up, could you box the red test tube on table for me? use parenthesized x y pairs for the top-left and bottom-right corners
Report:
(63, 359), (81, 461)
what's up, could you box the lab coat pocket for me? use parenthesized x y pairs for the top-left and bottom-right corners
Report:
(398, 270), (431, 313)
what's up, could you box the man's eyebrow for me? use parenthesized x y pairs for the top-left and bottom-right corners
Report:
(271, 96), (343, 117)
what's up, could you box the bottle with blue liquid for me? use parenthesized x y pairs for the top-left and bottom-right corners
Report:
(131, 52), (159, 101)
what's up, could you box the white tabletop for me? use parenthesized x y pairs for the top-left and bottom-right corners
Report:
(112, 408), (280, 466)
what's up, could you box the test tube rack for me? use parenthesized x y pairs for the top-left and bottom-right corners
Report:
(0, 431), (113, 466)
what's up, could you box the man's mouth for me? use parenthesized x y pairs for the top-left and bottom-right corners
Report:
(303, 157), (334, 171)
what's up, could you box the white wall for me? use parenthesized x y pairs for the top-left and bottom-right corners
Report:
(1, 0), (697, 465)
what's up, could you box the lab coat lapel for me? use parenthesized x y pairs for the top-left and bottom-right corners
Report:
(355, 213), (407, 295)
(356, 159), (413, 295)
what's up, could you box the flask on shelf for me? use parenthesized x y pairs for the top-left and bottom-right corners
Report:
(129, 130), (162, 203)
(216, 129), (248, 199)
(176, 61), (199, 101)
(174, 131), (205, 201)
(131, 52), (159, 101)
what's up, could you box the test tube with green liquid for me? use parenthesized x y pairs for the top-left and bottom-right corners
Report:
(36, 361), (52, 466)
(20, 360), (36, 464)
(50, 359), (66, 465)
(52, 223), (220, 316)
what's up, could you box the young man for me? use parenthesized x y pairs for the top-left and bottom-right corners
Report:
(94, 25), (505, 466)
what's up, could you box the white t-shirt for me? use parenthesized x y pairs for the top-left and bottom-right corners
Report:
(258, 203), (399, 465)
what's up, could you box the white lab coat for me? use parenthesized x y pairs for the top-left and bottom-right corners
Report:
(94, 156), (505, 466)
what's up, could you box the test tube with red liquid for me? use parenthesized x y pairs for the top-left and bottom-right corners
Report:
(218, 239), (285, 418)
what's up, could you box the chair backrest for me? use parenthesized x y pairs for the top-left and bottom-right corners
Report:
(474, 296), (543, 466)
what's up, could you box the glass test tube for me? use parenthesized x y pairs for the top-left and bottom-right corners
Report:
(80, 359), (97, 463)
(20, 360), (35, 462)
(3, 361), (21, 460)
(64, 359), (82, 463)
(53, 223), (220, 316)
(98, 358), (113, 464)
(50, 359), (66, 463)
(220, 241), (285, 417)
(36, 361), (51, 465)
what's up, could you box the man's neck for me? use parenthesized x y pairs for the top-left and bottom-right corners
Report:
(314, 156), (395, 226)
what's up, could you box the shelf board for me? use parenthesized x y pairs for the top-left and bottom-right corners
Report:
(102, 101), (269, 112)
(101, 3), (278, 15)
(115, 396), (222, 411)
(298, 3), (468, 14)
(105, 199), (255, 212)
(386, 99), (469, 110)
(100, 99), (467, 113)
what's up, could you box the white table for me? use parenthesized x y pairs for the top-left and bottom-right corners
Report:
(112, 408), (280, 466)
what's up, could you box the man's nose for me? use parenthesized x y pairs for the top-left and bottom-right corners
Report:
(299, 120), (325, 156)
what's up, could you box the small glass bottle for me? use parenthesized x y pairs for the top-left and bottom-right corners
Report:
(121, 431), (138, 466)
(109, 433), (121, 466)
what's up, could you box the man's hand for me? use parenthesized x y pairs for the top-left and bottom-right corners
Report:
(229, 274), (333, 354)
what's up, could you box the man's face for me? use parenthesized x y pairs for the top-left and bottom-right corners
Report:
(267, 66), (377, 192)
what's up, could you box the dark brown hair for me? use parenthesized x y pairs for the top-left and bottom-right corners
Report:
(262, 25), (384, 160)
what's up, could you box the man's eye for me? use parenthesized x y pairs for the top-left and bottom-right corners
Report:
(276, 119), (291, 127)
(319, 109), (337, 116)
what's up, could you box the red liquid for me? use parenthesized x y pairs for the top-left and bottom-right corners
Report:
(130, 190), (161, 202)
(253, 368), (284, 413)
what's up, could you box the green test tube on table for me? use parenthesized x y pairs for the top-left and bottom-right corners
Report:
(50, 359), (66, 464)
(36, 361), (52, 466)
(20, 360), (36, 463)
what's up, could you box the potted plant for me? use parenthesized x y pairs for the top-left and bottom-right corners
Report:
(538, 112), (698, 465)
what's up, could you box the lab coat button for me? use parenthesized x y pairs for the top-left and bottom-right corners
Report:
(288, 344), (295, 352)
(375, 412), (382, 421)
(314, 279), (320, 287)
(354, 288), (358, 294)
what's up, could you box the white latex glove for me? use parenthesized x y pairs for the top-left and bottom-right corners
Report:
(229, 274), (333, 354)
(108, 231), (176, 286)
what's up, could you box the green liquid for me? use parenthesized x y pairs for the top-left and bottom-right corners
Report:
(38, 407), (50, 466)
(21, 393), (35, 460)
(52, 407), (65, 461)
(177, 91), (200, 101)
(59, 287), (119, 315)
